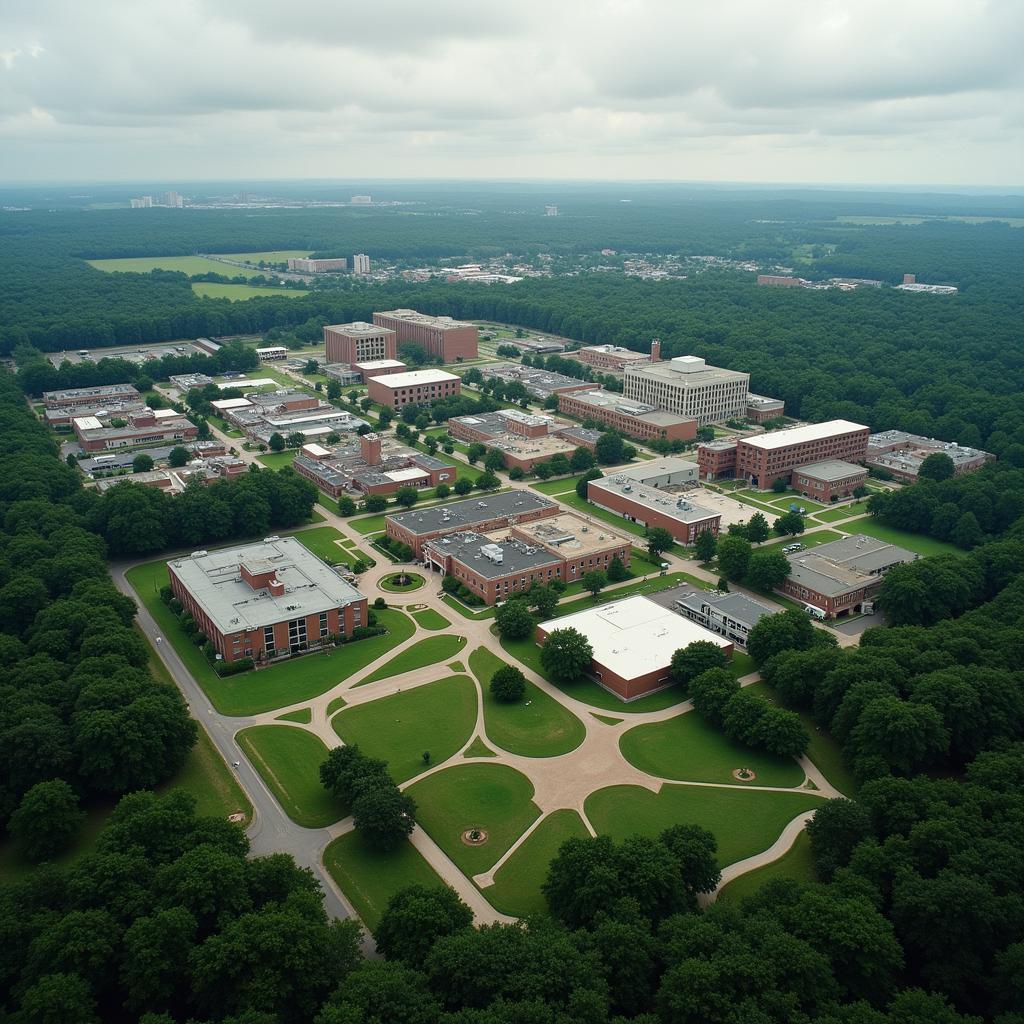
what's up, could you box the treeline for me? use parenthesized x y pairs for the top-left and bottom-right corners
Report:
(0, 370), (196, 862)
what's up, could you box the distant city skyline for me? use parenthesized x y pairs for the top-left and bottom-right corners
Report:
(2, 0), (1021, 186)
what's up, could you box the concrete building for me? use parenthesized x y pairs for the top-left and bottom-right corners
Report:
(781, 534), (917, 619)
(168, 536), (367, 664)
(352, 254), (371, 275)
(322, 365), (364, 387)
(366, 369), (461, 410)
(386, 490), (558, 557)
(449, 408), (555, 444)
(895, 274), (958, 295)
(169, 373), (215, 391)
(372, 309), (479, 362)
(555, 389), (696, 443)
(351, 195), (372, 204)
(43, 383), (141, 409)
(287, 257), (348, 273)
(746, 393), (786, 423)
(94, 455), (247, 494)
(618, 457), (700, 489)
(792, 460), (867, 502)
(73, 409), (198, 453)
(323, 322), (398, 367)
(670, 589), (774, 648)
(588, 475), (720, 544)
(255, 346), (288, 361)
(623, 356), (750, 425)
(575, 341), (656, 373)
(424, 512), (631, 605)
(865, 431), (994, 482)
(536, 595), (732, 701)
(480, 362), (593, 400)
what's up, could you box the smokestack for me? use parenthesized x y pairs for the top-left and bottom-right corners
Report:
(650, 338), (661, 362)
(360, 432), (382, 466)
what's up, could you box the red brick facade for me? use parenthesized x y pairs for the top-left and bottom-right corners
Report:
(587, 481), (720, 544)
(697, 441), (738, 480)
(556, 392), (696, 442)
(323, 324), (398, 367)
(736, 425), (869, 489)
(373, 311), (478, 362)
(792, 465), (867, 501)
(366, 373), (461, 410)
(387, 503), (559, 558)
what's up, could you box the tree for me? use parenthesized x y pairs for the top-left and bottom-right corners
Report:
(660, 823), (721, 897)
(951, 510), (983, 549)
(352, 780), (416, 850)
(607, 555), (628, 582)
(347, 390), (360, 405)
(494, 599), (534, 640)
(377, 408), (393, 429)
(570, 447), (595, 472)
(467, 442), (486, 464)
(646, 526), (674, 560)
(475, 471), (500, 491)
(806, 798), (873, 881)
(582, 569), (606, 597)
(670, 640), (728, 688)
(167, 446), (189, 468)
(694, 529), (717, 562)
(483, 449), (506, 474)
(774, 510), (806, 535)
(576, 467), (602, 500)
(286, 431), (306, 448)
(696, 426), (715, 442)
(595, 431), (626, 465)
(745, 549), (791, 591)
(9, 779), (85, 861)
(716, 534), (752, 580)
(490, 665), (527, 703)
(364, 494), (388, 513)
(746, 511), (771, 543)
(849, 697), (950, 776)
(528, 584), (559, 619)
(747, 608), (819, 665)
(394, 487), (418, 509)
(534, 460), (553, 480)
(772, 476), (788, 492)
(453, 477), (473, 496)
(268, 432), (285, 452)
(132, 453), (154, 474)
(434, 483), (449, 499)
(540, 627), (593, 681)
(507, 465), (524, 480)
(326, 379), (342, 401)
(918, 452), (956, 482)
(337, 496), (356, 516)
(304, 358), (319, 374)
(16, 972), (99, 1024)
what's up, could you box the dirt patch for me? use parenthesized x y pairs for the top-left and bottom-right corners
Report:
(732, 768), (757, 782)
(461, 828), (489, 846)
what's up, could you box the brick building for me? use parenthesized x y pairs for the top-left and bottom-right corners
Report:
(623, 356), (750, 425)
(167, 537), (367, 663)
(745, 393), (786, 423)
(372, 309), (479, 362)
(354, 359), (408, 381)
(479, 363), (594, 400)
(756, 275), (807, 287)
(386, 490), (558, 557)
(865, 431), (994, 482)
(575, 341), (656, 372)
(587, 475), (720, 544)
(424, 512), (631, 605)
(792, 460), (867, 501)
(73, 409), (198, 453)
(44, 383), (141, 409)
(555, 389), (696, 443)
(366, 369), (461, 410)
(695, 440), (739, 481)
(323, 322), (398, 367)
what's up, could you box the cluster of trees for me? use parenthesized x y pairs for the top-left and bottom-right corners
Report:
(710, 525), (796, 592)
(520, 352), (624, 393)
(0, 371), (196, 863)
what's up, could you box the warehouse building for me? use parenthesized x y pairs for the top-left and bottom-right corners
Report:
(373, 309), (479, 362)
(623, 355), (750, 425)
(73, 409), (198, 453)
(168, 537), (368, 664)
(587, 475), (720, 544)
(480, 363), (594, 400)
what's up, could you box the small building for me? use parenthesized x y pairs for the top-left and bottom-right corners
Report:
(354, 359), (408, 381)
(587, 475), (720, 544)
(745, 393), (785, 423)
(322, 365), (364, 386)
(168, 537), (368, 664)
(575, 343), (655, 373)
(45, 398), (147, 428)
(169, 373), (215, 391)
(865, 431), (994, 482)
(757, 274), (808, 287)
(617, 457), (700, 489)
(535, 595), (732, 701)
(792, 459), (867, 502)
(670, 589), (775, 648)
(696, 440), (738, 481)
(554, 389), (696, 443)
(366, 369), (461, 410)
(255, 346), (288, 361)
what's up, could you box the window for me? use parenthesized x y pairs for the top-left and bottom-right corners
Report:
(320, 611), (329, 638)
(263, 624), (276, 655)
(288, 617), (307, 652)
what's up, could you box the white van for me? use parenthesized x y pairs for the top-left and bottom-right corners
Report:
(804, 605), (827, 621)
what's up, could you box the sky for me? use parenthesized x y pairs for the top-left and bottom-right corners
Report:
(1, 0), (1022, 186)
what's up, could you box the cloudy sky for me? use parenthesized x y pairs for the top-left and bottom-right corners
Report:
(1, 0), (1021, 185)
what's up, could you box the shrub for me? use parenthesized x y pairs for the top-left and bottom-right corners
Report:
(215, 657), (255, 677)
(490, 666), (527, 703)
(373, 596), (388, 609)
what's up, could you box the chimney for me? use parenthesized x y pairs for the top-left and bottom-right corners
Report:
(360, 432), (382, 465)
(903, 273), (916, 285)
(268, 577), (284, 597)
(650, 338), (661, 362)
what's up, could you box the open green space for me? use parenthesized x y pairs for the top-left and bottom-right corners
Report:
(485, 810), (590, 917)
(814, 501), (872, 522)
(729, 652), (758, 679)
(591, 713), (622, 725)
(293, 525), (346, 563)
(469, 647), (586, 758)
(380, 572), (425, 593)
(412, 608), (450, 630)
(164, 727), (254, 823)
(442, 594), (496, 620)
(236, 725), (346, 827)
(276, 708), (312, 724)
(127, 558), (414, 715)
(838, 518), (964, 557)
(464, 737), (497, 758)
(89, 255), (263, 277)
(221, 249), (313, 263)
(757, 530), (846, 555)
(619, 710), (805, 788)
(406, 763), (541, 876)
(193, 282), (308, 301)
(717, 830), (818, 904)
(323, 831), (447, 932)
(333, 675), (477, 783)
(350, 513), (388, 535)
(359, 634), (468, 684)
(531, 475), (587, 495)
(326, 696), (347, 716)
(585, 784), (824, 866)
(257, 450), (299, 470)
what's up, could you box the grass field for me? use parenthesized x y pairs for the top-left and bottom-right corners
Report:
(193, 282), (308, 301)
(531, 475), (588, 495)
(380, 572), (425, 593)
(236, 725), (346, 827)
(585, 784), (824, 866)
(406, 763), (541, 876)
(717, 830), (818, 903)
(757, 530), (847, 555)
(359, 634), (468, 685)
(333, 675), (477, 783)
(163, 727), (254, 823)
(127, 558), (414, 714)
(839, 518), (964, 557)
(276, 708), (312, 724)
(485, 810), (589, 916)
(815, 501), (872, 522)
(412, 608), (450, 630)
(323, 831), (447, 931)
(441, 595), (495, 620)
(464, 737), (497, 758)
(293, 526), (347, 563)
(470, 647), (586, 758)
(221, 250), (313, 263)
(257, 450), (299, 470)
(89, 255), (263, 277)
(618, 711), (805, 788)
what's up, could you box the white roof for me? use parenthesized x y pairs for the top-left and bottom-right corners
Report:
(256, 346), (288, 354)
(373, 369), (460, 388)
(211, 398), (253, 411)
(356, 359), (406, 370)
(73, 416), (104, 430)
(539, 595), (729, 682)
(742, 419), (868, 451)
(218, 377), (277, 390)
(152, 407), (179, 418)
(384, 467), (429, 483)
(302, 443), (331, 457)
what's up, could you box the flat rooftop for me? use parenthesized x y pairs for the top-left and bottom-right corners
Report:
(747, 393), (785, 409)
(670, 588), (775, 630)
(481, 363), (590, 395)
(514, 512), (628, 556)
(484, 434), (578, 458)
(624, 356), (748, 386)
(428, 530), (561, 579)
(44, 383), (140, 403)
(785, 534), (917, 597)
(372, 369), (460, 388)
(539, 595), (730, 683)
(741, 419), (868, 451)
(355, 359), (406, 371)
(565, 390), (692, 425)
(581, 345), (651, 360)
(619, 457), (699, 481)
(376, 309), (475, 330)
(389, 490), (556, 536)
(325, 321), (396, 337)
(218, 378), (278, 390)
(591, 476), (718, 524)
(796, 459), (866, 482)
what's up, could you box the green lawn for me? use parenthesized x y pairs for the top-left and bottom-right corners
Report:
(412, 608), (451, 630)
(441, 595), (495, 620)
(276, 708), (312, 724)
(531, 475), (587, 495)
(193, 282), (308, 301)
(717, 830), (818, 903)
(323, 831), (447, 932)
(333, 675), (477, 783)
(730, 652), (758, 679)
(126, 559), (414, 714)
(380, 572), (425, 593)
(220, 249), (313, 263)
(814, 501), (872, 523)
(464, 737), (497, 758)
(838, 518), (964, 557)
(89, 255), (264, 277)
(163, 727), (254, 823)
(619, 711), (805, 787)
(585, 784), (825, 866)
(485, 810), (589, 916)
(257, 450), (299, 470)
(405, 764), (541, 876)
(359, 634), (468, 685)
(236, 725), (346, 827)
(350, 513), (388, 535)
(293, 526), (347, 563)
(469, 647), (586, 758)
(756, 530), (846, 555)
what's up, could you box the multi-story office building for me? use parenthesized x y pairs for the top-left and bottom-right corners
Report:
(575, 342), (655, 373)
(746, 393), (786, 423)
(352, 254), (371, 275)
(323, 322), (398, 366)
(556, 389), (696, 442)
(287, 257), (348, 273)
(734, 420), (870, 489)
(168, 537), (367, 664)
(623, 356), (750, 425)
(373, 309), (479, 362)
(43, 383), (141, 409)
(366, 369), (461, 410)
